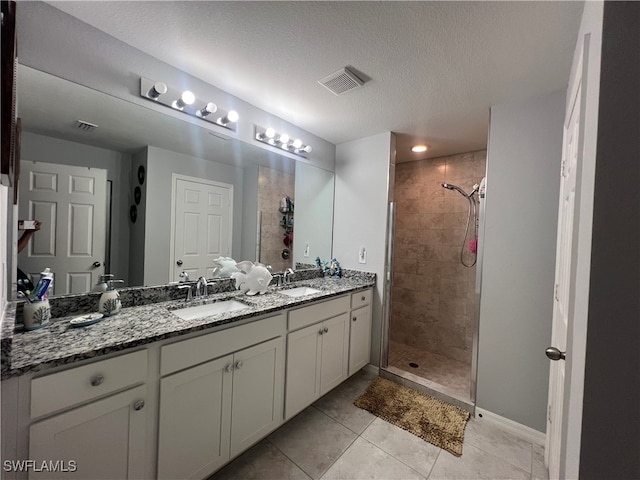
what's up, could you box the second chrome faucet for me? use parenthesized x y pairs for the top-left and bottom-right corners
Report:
(196, 276), (208, 299)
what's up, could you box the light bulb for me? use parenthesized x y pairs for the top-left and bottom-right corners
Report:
(148, 81), (167, 99)
(181, 91), (195, 105)
(265, 128), (276, 138)
(411, 145), (428, 153)
(279, 134), (290, 145)
(226, 110), (239, 123)
(173, 90), (196, 109)
(303, 145), (312, 153)
(292, 139), (303, 149)
(198, 102), (217, 117)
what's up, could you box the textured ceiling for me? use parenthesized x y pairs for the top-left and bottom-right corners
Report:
(47, 1), (583, 162)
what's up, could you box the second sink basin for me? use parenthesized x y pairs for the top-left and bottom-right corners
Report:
(278, 286), (322, 297)
(171, 300), (250, 321)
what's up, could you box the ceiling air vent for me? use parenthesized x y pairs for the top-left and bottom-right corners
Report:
(318, 67), (364, 96)
(76, 120), (98, 133)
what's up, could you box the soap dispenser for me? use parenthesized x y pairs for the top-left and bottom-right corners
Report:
(92, 274), (110, 292)
(99, 277), (124, 317)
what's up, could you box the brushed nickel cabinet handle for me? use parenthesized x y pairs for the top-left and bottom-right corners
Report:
(90, 375), (104, 387)
(133, 400), (145, 411)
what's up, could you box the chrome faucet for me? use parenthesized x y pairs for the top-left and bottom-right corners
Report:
(272, 273), (284, 287)
(179, 271), (190, 282)
(196, 276), (208, 299)
(178, 284), (193, 302)
(284, 268), (295, 284)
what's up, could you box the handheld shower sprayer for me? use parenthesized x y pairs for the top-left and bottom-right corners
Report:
(440, 181), (479, 267)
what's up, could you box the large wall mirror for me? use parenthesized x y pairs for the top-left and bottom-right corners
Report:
(15, 65), (335, 297)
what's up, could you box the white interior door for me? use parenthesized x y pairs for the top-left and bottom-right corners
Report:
(18, 162), (107, 295)
(545, 57), (582, 478)
(172, 175), (233, 282)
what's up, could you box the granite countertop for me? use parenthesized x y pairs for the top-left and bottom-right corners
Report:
(1, 276), (375, 379)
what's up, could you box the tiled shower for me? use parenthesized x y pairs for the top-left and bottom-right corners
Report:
(389, 150), (486, 402)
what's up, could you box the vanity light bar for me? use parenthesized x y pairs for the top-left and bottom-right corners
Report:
(254, 125), (312, 158)
(140, 77), (238, 132)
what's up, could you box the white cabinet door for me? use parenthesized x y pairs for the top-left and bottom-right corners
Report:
(349, 304), (372, 375)
(29, 385), (146, 480)
(230, 337), (285, 457)
(285, 323), (322, 419)
(157, 355), (233, 480)
(320, 313), (350, 395)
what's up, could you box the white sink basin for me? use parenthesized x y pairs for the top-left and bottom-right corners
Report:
(171, 300), (249, 320)
(279, 286), (322, 298)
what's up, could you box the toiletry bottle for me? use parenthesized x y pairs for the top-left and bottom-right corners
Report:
(99, 279), (124, 316)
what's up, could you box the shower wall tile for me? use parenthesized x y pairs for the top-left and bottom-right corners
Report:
(391, 150), (486, 365)
(258, 165), (295, 272)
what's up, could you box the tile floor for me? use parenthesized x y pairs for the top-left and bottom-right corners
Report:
(388, 340), (471, 402)
(209, 369), (549, 480)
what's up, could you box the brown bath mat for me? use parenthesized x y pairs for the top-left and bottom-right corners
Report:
(354, 377), (470, 456)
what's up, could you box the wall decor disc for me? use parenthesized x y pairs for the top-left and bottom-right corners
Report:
(134, 186), (141, 205)
(137, 165), (146, 185)
(130, 205), (137, 223)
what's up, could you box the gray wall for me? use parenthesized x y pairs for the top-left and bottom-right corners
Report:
(293, 163), (335, 266)
(579, 2), (640, 477)
(128, 149), (147, 287)
(143, 146), (244, 286)
(333, 132), (394, 366)
(20, 131), (132, 286)
(241, 164), (259, 262)
(16, 2), (336, 173)
(476, 90), (564, 432)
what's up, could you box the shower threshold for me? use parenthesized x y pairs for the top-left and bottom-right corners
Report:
(380, 365), (475, 414)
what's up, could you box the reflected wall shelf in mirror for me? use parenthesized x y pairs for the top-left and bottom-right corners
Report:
(12, 65), (336, 298)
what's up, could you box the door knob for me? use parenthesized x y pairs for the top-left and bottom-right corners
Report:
(133, 400), (145, 411)
(92, 261), (101, 268)
(176, 260), (183, 266)
(545, 347), (566, 361)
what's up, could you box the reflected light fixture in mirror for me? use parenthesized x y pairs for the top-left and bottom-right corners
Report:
(255, 125), (312, 158)
(140, 77), (238, 132)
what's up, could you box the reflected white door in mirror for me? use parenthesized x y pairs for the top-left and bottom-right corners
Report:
(18, 161), (107, 295)
(171, 174), (233, 282)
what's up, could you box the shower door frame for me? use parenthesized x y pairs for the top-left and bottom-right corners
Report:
(380, 177), (487, 407)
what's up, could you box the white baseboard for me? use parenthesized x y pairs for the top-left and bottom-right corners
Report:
(362, 363), (379, 376)
(474, 407), (546, 446)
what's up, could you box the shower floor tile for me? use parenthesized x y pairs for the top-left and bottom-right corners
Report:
(388, 340), (471, 402)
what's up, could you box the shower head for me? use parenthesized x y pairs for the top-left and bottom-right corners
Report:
(441, 182), (469, 198)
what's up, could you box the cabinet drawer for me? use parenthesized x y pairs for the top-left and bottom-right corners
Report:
(351, 289), (372, 309)
(288, 295), (350, 331)
(31, 350), (147, 418)
(161, 313), (286, 376)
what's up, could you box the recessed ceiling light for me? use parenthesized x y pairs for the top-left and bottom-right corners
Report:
(412, 145), (428, 153)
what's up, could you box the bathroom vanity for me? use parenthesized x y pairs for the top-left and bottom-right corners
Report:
(1, 276), (374, 480)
